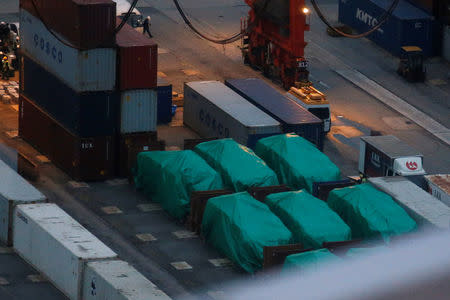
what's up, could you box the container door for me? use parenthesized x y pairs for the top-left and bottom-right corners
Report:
(364, 144), (384, 177)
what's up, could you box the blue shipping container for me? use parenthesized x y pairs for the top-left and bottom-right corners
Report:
(157, 77), (173, 124)
(225, 78), (324, 150)
(21, 55), (119, 137)
(338, 0), (435, 57)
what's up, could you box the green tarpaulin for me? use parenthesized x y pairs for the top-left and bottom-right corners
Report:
(346, 247), (385, 258)
(255, 134), (341, 193)
(134, 150), (224, 220)
(201, 192), (292, 273)
(265, 190), (351, 249)
(282, 249), (341, 272)
(194, 139), (279, 192)
(327, 184), (417, 242)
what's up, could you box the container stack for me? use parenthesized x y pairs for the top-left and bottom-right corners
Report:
(18, 0), (118, 181)
(115, 18), (160, 177)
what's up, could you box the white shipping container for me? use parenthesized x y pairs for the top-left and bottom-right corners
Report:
(424, 174), (450, 207)
(83, 260), (172, 300)
(184, 81), (281, 147)
(121, 89), (157, 133)
(0, 159), (46, 245)
(13, 203), (117, 300)
(19, 9), (116, 92)
(369, 177), (450, 230)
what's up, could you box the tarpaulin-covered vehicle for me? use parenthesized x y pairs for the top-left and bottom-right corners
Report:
(265, 190), (351, 249)
(202, 192), (292, 273)
(327, 184), (417, 242)
(134, 150), (224, 219)
(255, 134), (341, 193)
(282, 248), (341, 272)
(194, 139), (279, 192)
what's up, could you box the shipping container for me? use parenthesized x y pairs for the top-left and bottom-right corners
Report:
(338, 0), (436, 57)
(21, 55), (119, 137)
(120, 89), (157, 133)
(13, 203), (117, 300)
(225, 78), (324, 150)
(157, 77), (173, 124)
(19, 9), (116, 92)
(20, 0), (116, 49)
(116, 18), (158, 90)
(406, 0), (449, 19)
(424, 174), (450, 206)
(19, 95), (116, 181)
(184, 81), (282, 148)
(0, 159), (46, 245)
(369, 177), (450, 230)
(83, 260), (172, 300)
(444, 26), (450, 62)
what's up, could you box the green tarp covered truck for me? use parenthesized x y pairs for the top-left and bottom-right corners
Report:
(328, 184), (417, 242)
(194, 139), (279, 192)
(255, 134), (341, 193)
(134, 150), (225, 219)
(265, 190), (352, 249)
(282, 248), (341, 272)
(202, 192), (292, 273)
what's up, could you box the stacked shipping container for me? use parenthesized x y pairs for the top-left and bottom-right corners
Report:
(115, 18), (160, 177)
(18, 1), (160, 180)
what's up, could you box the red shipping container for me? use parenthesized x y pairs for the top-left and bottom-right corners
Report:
(20, 0), (116, 49)
(19, 94), (116, 181)
(116, 18), (158, 90)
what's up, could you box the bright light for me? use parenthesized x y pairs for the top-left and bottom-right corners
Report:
(303, 7), (310, 14)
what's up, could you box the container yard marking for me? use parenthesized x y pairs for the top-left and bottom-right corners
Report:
(136, 233), (158, 242)
(158, 48), (169, 54)
(172, 230), (198, 239)
(170, 261), (193, 270)
(27, 274), (47, 283)
(207, 291), (226, 300)
(0, 247), (14, 254)
(0, 277), (10, 286)
(36, 155), (50, 164)
(182, 69), (200, 76)
(428, 79), (447, 86)
(208, 258), (233, 268)
(101, 206), (123, 215)
(68, 181), (90, 189)
(157, 71), (167, 78)
(137, 203), (162, 212)
(4, 130), (18, 138)
(105, 179), (128, 186)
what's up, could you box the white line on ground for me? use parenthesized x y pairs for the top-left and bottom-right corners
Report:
(27, 274), (47, 283)
(136, 233), (158, 242)
(208, 258), (233, 267)
(170, 261), (193, 270)
(137, 203), (163, 212)
(0, 277), (9, 285)
(335, 69), (450, 146)
(101, 206), (123, 215)
(67, 181), (90, 188)
(172, 230), (198, 239)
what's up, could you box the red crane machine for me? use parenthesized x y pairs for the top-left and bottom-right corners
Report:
(242, 0), (310, 89)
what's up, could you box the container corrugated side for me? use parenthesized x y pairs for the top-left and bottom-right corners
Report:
(120, 89), (157, 133)
(13, 203), (117, 300)
(116, 18), (158, 90)
(369, 177), (450, 230)
(83, 260), (172, 300)
(19, 9), (116, 92)
(0, 159), (46, 245)
(424, 174), (450, 206)
(20, 0), (116, 49)
(21, 55), (118, 137)
(338, 0), (434, 57)
(19, 94), (116, 181)
(157, 77), (172, 124)
(183, 81), (281, 147)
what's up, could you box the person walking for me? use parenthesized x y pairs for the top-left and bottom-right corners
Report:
(142, 16), (153, 38)
(1, 56), (10, 80)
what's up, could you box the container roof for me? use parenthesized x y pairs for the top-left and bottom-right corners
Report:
(116, 18), (156, 47)
(226, 78), (322, 125)
(186, 81), (281, 128)
(0, 159), (46, 202)
(361, 135), (423, 158)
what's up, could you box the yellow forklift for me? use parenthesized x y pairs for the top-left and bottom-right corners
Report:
(397, 46), (426, 82)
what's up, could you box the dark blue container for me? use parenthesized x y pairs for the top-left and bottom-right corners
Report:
(338, 0), (435, 57)
(157, 77), (173, 124)
(21, 55), (119, 137)
(225, 78), (324, 150)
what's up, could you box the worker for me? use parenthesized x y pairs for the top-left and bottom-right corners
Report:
(142, 16), (153, 38)
(1, 56), (10, 80)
